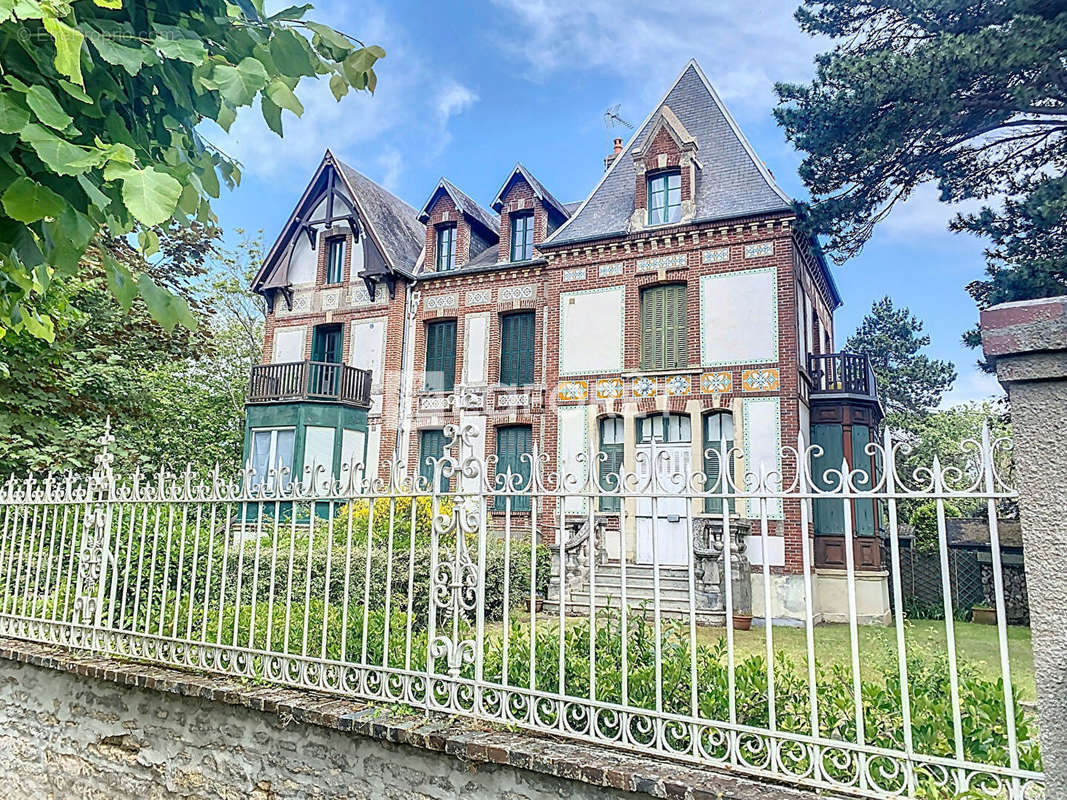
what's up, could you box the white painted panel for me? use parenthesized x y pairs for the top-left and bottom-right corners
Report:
(341, 428), (367, 488)
(557, 406), (589, 514)
(459, 414), (486, 493)
(745, 534), (785, 567)
(304, 426), (335, 481)
(700, 269), (778, 365)
(743, 397), (783, 518)
(288, 236), (317, 285)
(350, 317), (387, 390)
(273, 326), (306, 363)
(803, 292), (813, 360)
(463, 313), (489, 385)
(365, 425), (381, 485)
(559, 287), (625, 375)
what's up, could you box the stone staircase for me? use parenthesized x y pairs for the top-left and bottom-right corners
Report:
(544, 562), (726, 625)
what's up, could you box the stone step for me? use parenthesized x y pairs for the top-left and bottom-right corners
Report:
(542, 596), (725, 624)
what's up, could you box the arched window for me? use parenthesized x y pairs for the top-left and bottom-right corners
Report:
(640, 284), (687, 371)
(703, 411), (734, 514)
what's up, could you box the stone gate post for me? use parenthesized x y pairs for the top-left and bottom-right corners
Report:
(981, 295), (1067, 792)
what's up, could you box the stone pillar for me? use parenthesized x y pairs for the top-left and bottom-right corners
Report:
(981, 295), (1067, 792)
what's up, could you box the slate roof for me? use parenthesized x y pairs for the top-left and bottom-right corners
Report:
(544, 60), (793, 247)
(335, 158), (425, 271)
(491, 163), (570, 219)
(418, 178), (499, 234)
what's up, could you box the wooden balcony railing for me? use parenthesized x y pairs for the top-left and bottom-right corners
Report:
(807, 352), (879, 400)
(248, 360), (372, 408)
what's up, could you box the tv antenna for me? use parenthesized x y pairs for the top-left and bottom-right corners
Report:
(604, 104), (634, 132)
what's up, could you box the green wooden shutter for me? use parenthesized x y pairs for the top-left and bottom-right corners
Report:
(598, 418), (624, 512)
(425, 320), (456, 391)
(852, 424), (875, 535)
(811, 423), (844, 535)
(420, 429), (448, 493)
(641, 285), (686, 371)
(500, 312), (534, 385)
(495, 425), (531, 511)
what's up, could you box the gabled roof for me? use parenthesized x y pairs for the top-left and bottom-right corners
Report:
(334, 158), (424, 270)
(543, 60), (793, 248)
(252, 151), (424, 294)
(490, 163), (570, 219)
(417, 178), (499, 234)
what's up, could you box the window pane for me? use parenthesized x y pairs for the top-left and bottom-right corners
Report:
(425, 320), (456, 391)
(327, 239), (345, 283)
(703, 413), (734, 514)
(420, 429), (448, 493)
(436, 227), (455, 271)
(251, 431), (272, 485)
(665, 413), (691, 443)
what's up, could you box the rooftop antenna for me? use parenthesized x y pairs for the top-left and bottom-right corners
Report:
(604, 104), (634, 133)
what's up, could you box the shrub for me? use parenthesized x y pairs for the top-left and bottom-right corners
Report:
(909, 500), (962, 555)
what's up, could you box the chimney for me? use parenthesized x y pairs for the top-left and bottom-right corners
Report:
(603, 137), (623, 171)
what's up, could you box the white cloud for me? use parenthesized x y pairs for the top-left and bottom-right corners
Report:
(208, 2), (478, 183)
(940, 366), (1004, 408)
(881, 184), (986, 239)
(488, 0), (823, 112)
(436, 81), (478, 123)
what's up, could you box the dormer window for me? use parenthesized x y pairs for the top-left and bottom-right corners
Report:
(647, 171), (682, 226)
(436, 225), (457, 271)
(326, 238), (345, 284)
(510, 212), (534, 262)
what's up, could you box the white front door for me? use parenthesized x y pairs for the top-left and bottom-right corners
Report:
(634, 414), (692, 566)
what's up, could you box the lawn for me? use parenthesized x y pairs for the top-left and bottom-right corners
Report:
(491, 613), (1036, 700)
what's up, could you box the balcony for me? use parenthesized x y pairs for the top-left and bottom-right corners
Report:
(807, 352), (879, 402)
(248, 360), (372, 408)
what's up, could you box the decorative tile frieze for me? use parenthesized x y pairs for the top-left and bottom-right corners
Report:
(425, 293), (458, 311)
(496, 392), (531, 409)
(700, 371), (732, 394)
(665, 375), (691, 396)
(702, 247), (729, 264)
(556, 380), (588, 402)
(419, 395), (451, 411)
(349, 284), (387, 306)
(632, 376), (657, 398)
(598, 263), (624, 278)
(465, 289), (492, 305)
(636, 253), (688, 272)
(321, 288), (341, 310)
(595, 378), (623, 400)
(288, 291), (312, 314)
(500, 285), (536, 302)
(562, 267), (587, 282)
(742, 368), (780, 392)
(744, 241), (774, 259)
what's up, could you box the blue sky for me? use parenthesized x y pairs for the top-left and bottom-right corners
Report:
(208, 0), (1002, 406)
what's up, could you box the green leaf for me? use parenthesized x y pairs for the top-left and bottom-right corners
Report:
(210, 57), (269, 106)
(2, 176), (65, 222)
(88, 31), (147, 75)
(269, 28), (315, 77)
(260, 95), (283, 135)
(93, 0), (123, 8)
(138, 273), (196, 332)
(57, 79), (92, 104)
(120, 167), (182, 226)
(102, 249), (136, 310)
(177, 183), (199, 214)
(25, 85), (72, 130)
(267, 3), (312, 20)
(137, 228), (159, 256)
(329, 73), (348, 101)
(198, 157), (220, 198)
(0, 93), (29, 134)
(19, 123), (101, 175)
(154, 36), (207, 64)
(42, 15), (85, 86)
(215, 102), (236, 132)
(266, 79), (303, 116)
(21, 310), (54, 342)
(76, 174), (111, 211)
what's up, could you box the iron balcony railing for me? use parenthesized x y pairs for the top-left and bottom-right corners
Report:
(247, 360), (372, 408)
(807, 351), (878, 399)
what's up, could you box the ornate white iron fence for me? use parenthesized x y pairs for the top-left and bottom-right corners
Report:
(0, 421), (1044, 799)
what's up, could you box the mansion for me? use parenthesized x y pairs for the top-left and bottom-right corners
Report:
(245, 61), (886, 624)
